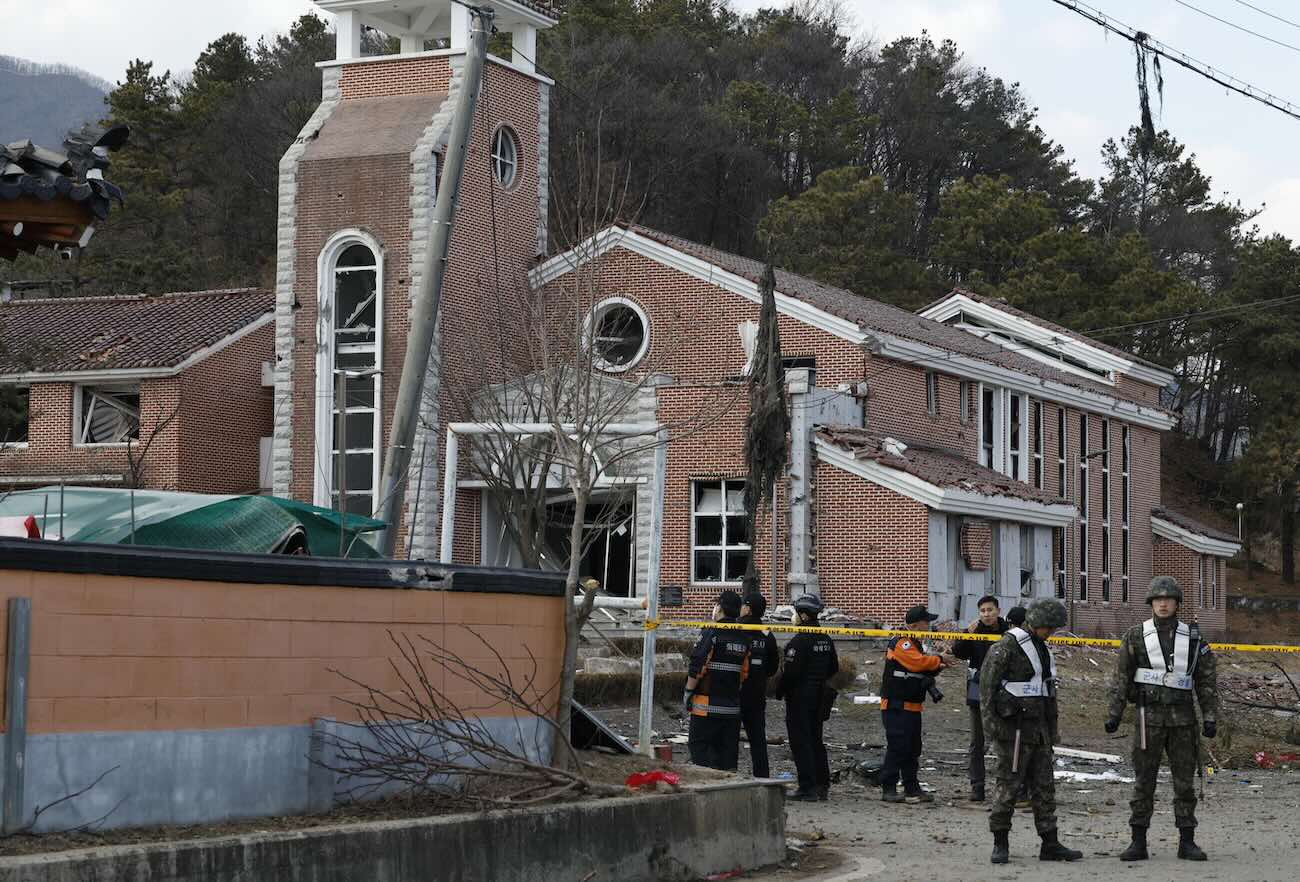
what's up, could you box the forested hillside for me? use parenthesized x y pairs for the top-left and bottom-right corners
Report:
(6, 1), (1299, 576)
(0, 56), (109, 149)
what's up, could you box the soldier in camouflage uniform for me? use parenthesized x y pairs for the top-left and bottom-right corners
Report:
(1106, 576), (1218, 862)
(980, 599), (1083, 865)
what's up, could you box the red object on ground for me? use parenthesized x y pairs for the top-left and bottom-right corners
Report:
(624, 770), (681, 790)
(1251, 752), (1297, 768)
(705, 871), (742, 881)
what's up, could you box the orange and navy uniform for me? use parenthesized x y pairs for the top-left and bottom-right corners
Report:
(687, 625), (750, 717)
(880, 635), (942, 712)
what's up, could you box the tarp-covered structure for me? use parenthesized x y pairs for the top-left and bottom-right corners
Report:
(0, 487), (384, 557)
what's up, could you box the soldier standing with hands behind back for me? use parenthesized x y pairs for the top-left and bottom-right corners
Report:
(1106, 576), (1218, 862)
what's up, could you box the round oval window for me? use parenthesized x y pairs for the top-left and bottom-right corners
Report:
(591, 301), (647, 370)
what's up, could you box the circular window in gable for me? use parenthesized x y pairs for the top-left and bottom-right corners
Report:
(491, 126), (519, 189)
(588, 298), (650, 372)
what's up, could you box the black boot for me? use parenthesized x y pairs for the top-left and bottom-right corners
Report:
(816, 785), (829, 801)
(1119, 825), (1148, 862)
(1039, 829), (1083, 862)
(970, 782), (986, 803)
(789, 788), (818, 802)
(991, 830), (1010, 864)
(1178, 827), (1207, 861)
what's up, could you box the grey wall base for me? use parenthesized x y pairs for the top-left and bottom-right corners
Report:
(0, 718), (550, 833)
(0, 781), (786, 882)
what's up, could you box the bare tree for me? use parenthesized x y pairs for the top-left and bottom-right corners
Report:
(430, 132), (743, 760)
(321, 629), (624, 805)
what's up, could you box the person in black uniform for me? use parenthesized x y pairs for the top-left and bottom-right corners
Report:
(739, 592), (781, 778)
(684, 590), (751, 770)
(953, 594), (1009, 802)
(775, 593), (839, 801)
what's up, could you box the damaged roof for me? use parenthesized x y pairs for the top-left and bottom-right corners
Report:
(926, 288), (1174, 378)
(625, 225), (1164, 412)
(0, 288), (273, 376)
(1, 136), (125, 219)
(1152, 506), (1238, 544)
(817, 426), (1069, 507)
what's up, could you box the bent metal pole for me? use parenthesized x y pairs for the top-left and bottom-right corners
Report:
(375, 5), (493, 557)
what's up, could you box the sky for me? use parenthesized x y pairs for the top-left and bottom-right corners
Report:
(5, 0), (1300, 239)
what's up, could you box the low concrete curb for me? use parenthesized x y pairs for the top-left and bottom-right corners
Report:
(0, 781), (785, 882)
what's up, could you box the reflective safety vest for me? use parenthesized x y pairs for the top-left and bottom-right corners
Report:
(1002, 627), (1058, 699)
(1135, 619), (1197, 691)
(690, 632), (750, 717)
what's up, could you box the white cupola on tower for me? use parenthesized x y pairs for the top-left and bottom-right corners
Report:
(316, 0), (556, 73)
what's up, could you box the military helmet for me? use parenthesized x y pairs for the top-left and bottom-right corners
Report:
(1145, 576), (1183, 604)
(1025, 599), (1068, 630)
(792, 593), (824, 614)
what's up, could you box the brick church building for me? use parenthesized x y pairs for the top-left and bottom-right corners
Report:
(268, 0), (1237, 635)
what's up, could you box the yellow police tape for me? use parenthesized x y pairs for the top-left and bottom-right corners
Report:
(643, 618), (1300, 653)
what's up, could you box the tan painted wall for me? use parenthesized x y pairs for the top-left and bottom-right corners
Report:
(0, 571), (563, 734)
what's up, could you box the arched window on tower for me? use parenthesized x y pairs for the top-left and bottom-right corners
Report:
(315, 232), (383, 517)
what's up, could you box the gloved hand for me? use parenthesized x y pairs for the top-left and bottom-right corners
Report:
(1202, 720), (1217, 739)
(682, 689), (695, 716)
(1104, 716), (1120, 734)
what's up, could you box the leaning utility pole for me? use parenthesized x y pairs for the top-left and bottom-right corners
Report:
(375, 4), (493, 557)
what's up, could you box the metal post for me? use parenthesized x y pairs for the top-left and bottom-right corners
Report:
(376, 7), (493, 556)
(3, 597), (31, 834)
(337, 370), (348, 557)
(638, 430), (669, 756)
(438, 428), (459, 562)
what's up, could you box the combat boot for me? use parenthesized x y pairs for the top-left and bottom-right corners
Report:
(816, 785), (829, 802)
(1177, 827), (1207, 861)
(1119, 825), (1148, 861)
(991, 830), (1009, 865)
(970, 782), (985, 803)
(1038, 829), (1083, 862)
(881, 788), (904, 803)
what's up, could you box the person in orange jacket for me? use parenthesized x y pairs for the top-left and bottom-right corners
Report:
(880, 605), (957, 803)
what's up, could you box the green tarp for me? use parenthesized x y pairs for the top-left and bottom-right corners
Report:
(0, 487), (385, 558)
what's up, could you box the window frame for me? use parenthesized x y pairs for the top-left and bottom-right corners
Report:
(586, 296), (650, 374)
(1121, 426), (1131, 602)
(1100, 419), (1111, 601)
(959, 380), (971, 424)
(491, 125), (520, 189)
(1032, 400), (1043, 490)
(1078, 412), (1089, 601)
(690, 478), (752, 584)
(926, 371), (939, 416)
(314, 230), (384, 516)
(72, 382), (141, 448)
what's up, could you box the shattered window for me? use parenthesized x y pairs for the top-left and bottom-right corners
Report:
(491, 126), (519, 188)
(692, 479), (750, 583)
(589, 299), (648, 372)
(77, 385), (139, 444)
(328, 240), (381, 517)
(0, 385), (28, 445)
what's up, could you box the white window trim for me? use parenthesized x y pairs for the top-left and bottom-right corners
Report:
(314, 229), (384, 513)
(1008, 390), (1028, 482)
(1057, 406), (1068, 599)
(72, 382), (140, 449)
(1078, 413), (1089, 602)
(586, 296), (650, 374)
(690, 478), (751, 584)
(1100, 418), (1111, 601)
(1122, 426), (1131, 603)
(1, 384), (31, 449)
(926, 371), (939, 416)
(491, 125), (520, 189)
(1032, 400), (1043, 490)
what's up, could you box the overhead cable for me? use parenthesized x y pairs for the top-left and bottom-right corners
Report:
(1047, 0), (1300, 122)
(1172, 0), (1300, 53)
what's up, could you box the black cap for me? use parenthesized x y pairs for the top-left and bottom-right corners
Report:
(904, 605), (939, 625)
(718, 590), (743, 618)
(742, 592), (767, 619)
(1006, 606), (1027, 627)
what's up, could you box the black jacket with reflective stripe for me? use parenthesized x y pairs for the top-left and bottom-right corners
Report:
(688, 622), (750, 715)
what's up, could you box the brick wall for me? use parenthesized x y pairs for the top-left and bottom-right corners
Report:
(961, 521), (991, 570)
(0, 325), (270, 495)
(177, 324), (274, 494)
(813, 460), (930, 622)
(1152, 539), (1228, 636)
(0, 569), (563, 734)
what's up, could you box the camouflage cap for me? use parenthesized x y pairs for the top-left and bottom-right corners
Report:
(1146, 576), (1183, 603)
(1026, 598), (1068, 630)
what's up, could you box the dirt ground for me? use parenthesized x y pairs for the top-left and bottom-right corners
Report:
(594, 638), (1300, 881)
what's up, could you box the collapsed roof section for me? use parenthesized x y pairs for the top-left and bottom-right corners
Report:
(1151, 506), (1241, 557)
(815, 426), (1077, 527)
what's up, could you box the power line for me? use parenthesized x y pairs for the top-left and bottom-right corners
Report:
(1047, 0), (1300, 122)
(1229, 0), (1300, 32)
(1172, 0), (1300, 53)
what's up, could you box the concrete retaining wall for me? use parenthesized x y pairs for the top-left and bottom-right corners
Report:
(0, 781), (785, 882)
